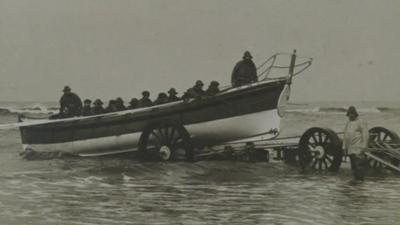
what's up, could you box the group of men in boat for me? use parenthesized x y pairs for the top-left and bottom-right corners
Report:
(50, 51), (258, 119)
(51, 80), (219, 119)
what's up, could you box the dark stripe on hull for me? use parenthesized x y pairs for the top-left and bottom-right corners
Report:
(20, 80), (286, 144)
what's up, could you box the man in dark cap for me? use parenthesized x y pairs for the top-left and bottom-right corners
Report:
(137, 91), (153, 108)
(231, 51), (258, 87)
(115, 97), (126, 111)
(343, 106), (369, 181)
(59, 86), (83, 117)
(81, 99), (92, 116)
(183, 80), (206, 100)
(128, 98), (139, 109)
(154, 92), (169, 105)
(91, 99), (105, 115)
(167, 88), (181, 102)
(205, 81), (220, 96)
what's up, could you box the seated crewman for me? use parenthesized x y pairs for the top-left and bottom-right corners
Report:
(91, 99), (105, 115)
(128, 98), (139, 109)
(81, 99), (92, 116)
(106, 100), (118, 113)
(115, 97), (126, 111)
(182, 80), (206, 100)
(137, 91), (153, 108)
(154, 92), (169, 105)
(205, 81), (220, 96)
(167, 88), (181, 102)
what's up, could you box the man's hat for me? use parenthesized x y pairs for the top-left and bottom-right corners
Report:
(63, 86), (71, 92)
(168, 88), (178, 95)
(210, 81), (219, 86)
(346, 106), (359, 117)
(158, 92), (167, 98)
(195, 80), (204, 86)
(142, 90), (150, 96)
(84, 99), (92, 104)
(115, 97), (124, 103)
(94, 99), (103, 105)
(243, 51), (253, 59)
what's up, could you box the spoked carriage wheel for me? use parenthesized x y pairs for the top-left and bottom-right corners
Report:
(138, 122), (194, 161)
(298, 127), (343, 172)
(368, 127), (400, 168)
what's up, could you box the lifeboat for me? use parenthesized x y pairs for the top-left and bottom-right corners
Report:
(18, 51), (312, 160)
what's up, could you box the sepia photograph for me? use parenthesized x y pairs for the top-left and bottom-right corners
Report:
(0, 0), (399, 224)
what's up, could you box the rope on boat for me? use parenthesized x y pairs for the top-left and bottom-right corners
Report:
(257, 54), (313, 80)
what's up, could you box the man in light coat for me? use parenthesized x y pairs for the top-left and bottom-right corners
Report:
(343, 106), (369, 181)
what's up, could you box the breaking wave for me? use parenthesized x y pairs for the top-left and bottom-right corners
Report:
(0, 104), (58, 116)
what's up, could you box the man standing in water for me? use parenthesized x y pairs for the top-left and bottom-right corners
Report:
(343, 106), (369, 181)
(231, 51), (258, 87)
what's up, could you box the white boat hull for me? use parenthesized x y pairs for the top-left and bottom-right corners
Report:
(22, 109), (281, 156)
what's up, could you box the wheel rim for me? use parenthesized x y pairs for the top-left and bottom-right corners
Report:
(299, 127), (342, 172)
(139, 123), (192, 161)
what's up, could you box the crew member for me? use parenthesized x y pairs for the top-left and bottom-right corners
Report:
(81, 99), (92, 116)
(58, 86), (83, 118)
(106, 100), (118, 113)
(137, 91), (153, 108)
(343, 106), (369, 181)
(128, 98), (139, 109)
(91, 99), (105, 115)
(154, 92), (169, 105)
(167, 88), (180, 102)
(231, 51), (258, 87)
(205, 81), (220, 96)
(182, 80), (206, 100)
(115, 97), (126, 111)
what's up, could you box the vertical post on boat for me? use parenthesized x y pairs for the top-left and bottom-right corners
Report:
(287, 49), (297, 85)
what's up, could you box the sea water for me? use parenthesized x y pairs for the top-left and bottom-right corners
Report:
(0, 101), (399, 225)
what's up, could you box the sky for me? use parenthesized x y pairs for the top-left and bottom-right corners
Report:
(0, 0), (399, 102)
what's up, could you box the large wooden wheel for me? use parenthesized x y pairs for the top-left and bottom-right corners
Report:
(368, 127), (400, 168)
(369, 127), (400, 145)
(298, 127), (343, 172)
(138, 122), (193, 161)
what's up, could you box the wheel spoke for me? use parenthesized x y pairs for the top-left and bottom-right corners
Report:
(168, 128), (176, 142)
(323, 135), (329, 144)
(157, 128), (167, 143)
(325, 155), (333, 163)
(322, 158), (328, 169)
(318, 159), (322, 171)
(163, 127), (169, 141)
(311, 134), (318, 144)
(382, 133), (389, 142)
(318, 132), (323, 143)
(378, 132), (383, 142)
(171, 133), (183, 145)
(174, 137), (183, 145)
(311, 158), (318, 169)
(151, 131), (162, 143)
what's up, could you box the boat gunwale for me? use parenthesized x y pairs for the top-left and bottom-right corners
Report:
(19, 78), (287, 129)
